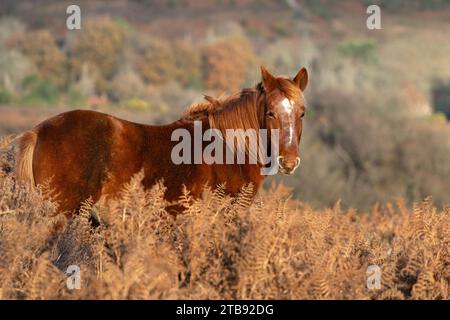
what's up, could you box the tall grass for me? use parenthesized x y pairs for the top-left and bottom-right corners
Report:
(0, 136), (448, 300)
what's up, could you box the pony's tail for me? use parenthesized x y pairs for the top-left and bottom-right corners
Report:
(15, 131), (37, 187)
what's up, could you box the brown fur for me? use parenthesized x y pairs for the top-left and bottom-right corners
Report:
(14, 67), (308, 216)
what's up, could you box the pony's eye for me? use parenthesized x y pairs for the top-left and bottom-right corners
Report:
(266, 111), (276, 118)
(300, 112), (305, 118)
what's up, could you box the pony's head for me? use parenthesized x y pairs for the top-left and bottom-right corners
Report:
(260, 66), (308, 175)
(183, 65), (308, 175)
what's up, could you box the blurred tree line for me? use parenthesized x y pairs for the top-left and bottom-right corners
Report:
(0, 16), (256, 113)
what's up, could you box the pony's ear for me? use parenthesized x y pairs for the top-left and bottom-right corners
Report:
(260, 65), (278, 92)
(293, 67), (308, 91)
(203, 94), (220, 107)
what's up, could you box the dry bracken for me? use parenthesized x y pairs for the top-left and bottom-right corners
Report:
(0, 136), (448, 300)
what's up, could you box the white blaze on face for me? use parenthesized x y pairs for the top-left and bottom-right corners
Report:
(281, 98), (295, 144)
(288, 126), (294, 144)
(281, 98), (293, 114)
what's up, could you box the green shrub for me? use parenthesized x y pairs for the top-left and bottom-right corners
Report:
(0, 87), (13, 104)
(338, 39), (378, 64)
(21, 75), (59, 106)
(121, 98), (149, 110)
(430, 112), (448, 124)
(67, 88), (86, 107)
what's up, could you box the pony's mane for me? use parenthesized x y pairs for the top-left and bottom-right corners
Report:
(183, 88), (262, 135)
(183, 77), (301, 135)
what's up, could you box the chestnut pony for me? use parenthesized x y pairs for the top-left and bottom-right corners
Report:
(15, 66), (308, 216)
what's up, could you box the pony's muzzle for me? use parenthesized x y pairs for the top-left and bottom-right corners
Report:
(277, 156), (301, 175)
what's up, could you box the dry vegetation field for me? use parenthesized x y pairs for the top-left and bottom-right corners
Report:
(1, 0), (450, 301)
(0, 136), (448, 300)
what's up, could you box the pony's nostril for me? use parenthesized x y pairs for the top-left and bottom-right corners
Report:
(295, 157), (301, 169)
(285, 162), (295, 169)
(277, 156), (284, 166)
